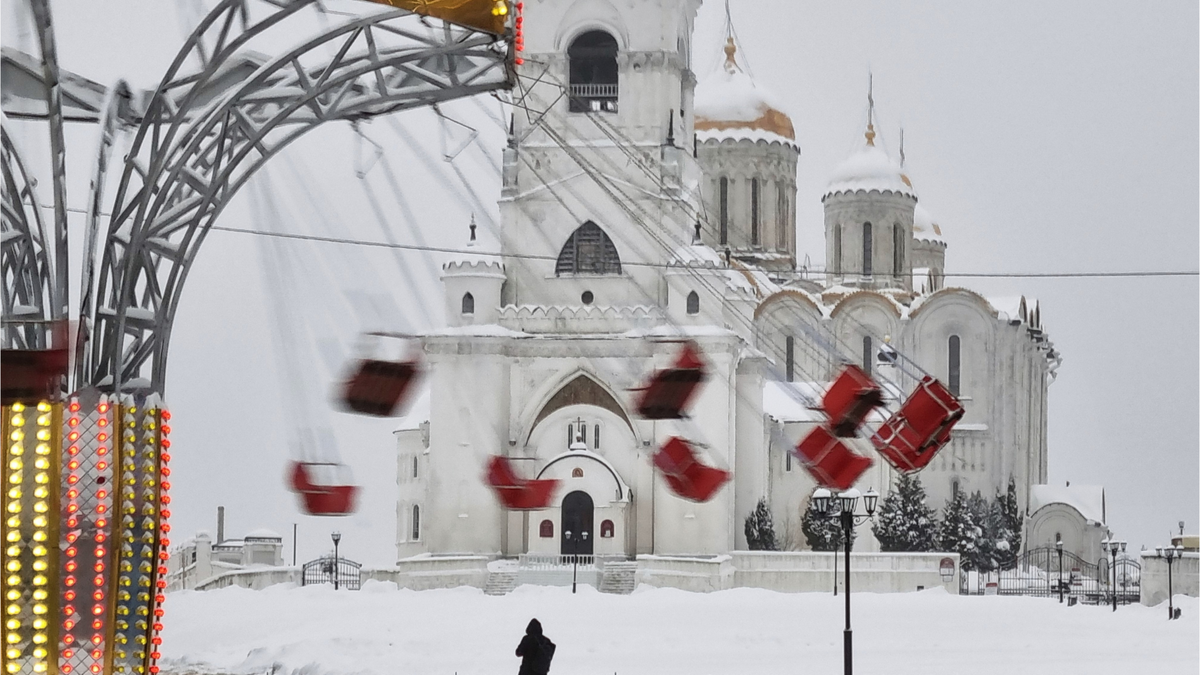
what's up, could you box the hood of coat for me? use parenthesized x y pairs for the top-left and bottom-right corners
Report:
(525, 618), (542, 636)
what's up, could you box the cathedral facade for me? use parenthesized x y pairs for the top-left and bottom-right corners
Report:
(394, 0), (1061, 560)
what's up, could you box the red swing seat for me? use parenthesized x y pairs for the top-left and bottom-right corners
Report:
(485, 456), (559, 510)
(342, 359), (420, 417)
(871, 376), (964, 473)
(288, 462), (358, 515)
(634, 342), (708, 420)
(653, 437), (730, 503)
(793, 425), (873, 491)
(822, 364), (884, 437)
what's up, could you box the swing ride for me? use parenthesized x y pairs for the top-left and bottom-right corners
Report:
(0, 0), (973, 672)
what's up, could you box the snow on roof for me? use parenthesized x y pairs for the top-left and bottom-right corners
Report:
(697, 127), (799, 151)
(988, 296), (1028, 324)
(394, 380), (432, 433)
(244, 528), (282, 540)
(694, 39), (795, 142)
(762, 380), (824, 423)
(427, 324), (528, 338)
(1030, 484), (1106, 524)
(824, 140), (916, 201)
(913, 204), (946, 244)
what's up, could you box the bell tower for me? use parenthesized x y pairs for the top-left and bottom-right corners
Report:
(499, 0), (705, 316)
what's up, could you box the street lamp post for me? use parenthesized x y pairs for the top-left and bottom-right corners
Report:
(1102, 537), (1126, 612)
(564, 529), (589, 594)
(1055, 538), (1064, 604)
(812, 487), (878, 675)
(1158, 545), (1183, 620)
(331, 531), (342, 591)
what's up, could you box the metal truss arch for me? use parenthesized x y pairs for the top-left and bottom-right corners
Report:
(1, 127), (53, 349)
(83, 0), (513, 393)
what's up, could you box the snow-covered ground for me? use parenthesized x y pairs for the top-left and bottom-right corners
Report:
(161, 583), (1198, 675)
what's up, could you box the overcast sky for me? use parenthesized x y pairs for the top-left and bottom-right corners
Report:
(2, 0), (1196, 564)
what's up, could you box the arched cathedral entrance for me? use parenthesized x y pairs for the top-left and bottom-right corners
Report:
(560, 491), (595, 556)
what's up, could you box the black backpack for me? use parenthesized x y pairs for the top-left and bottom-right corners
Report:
(540, 637), (556, 673)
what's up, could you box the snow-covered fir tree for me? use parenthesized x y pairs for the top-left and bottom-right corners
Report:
(994, 477), (1022, 570)
(968, 491), (997, 572)
(871, 473), (939, 552)
(938, 486), (980, 569)
(744, 498), (779, 551)
(802, 496), (855, 551)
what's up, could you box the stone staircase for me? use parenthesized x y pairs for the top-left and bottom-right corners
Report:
(599, 561), (638, 595)
(484, 569), (518, 596)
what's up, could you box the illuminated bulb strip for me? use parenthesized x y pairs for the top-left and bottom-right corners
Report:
(513, 2), (525, 65)
(111, 397), (139, 673)
(144, 406), (170, 675)
(3, 401), (28, 675)
(60, 399), (82, 674)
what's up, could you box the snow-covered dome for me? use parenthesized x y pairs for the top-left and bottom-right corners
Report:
(824, 129), (917, 201)
(913, 204), (946, 245)
(694, 38), (796, 148)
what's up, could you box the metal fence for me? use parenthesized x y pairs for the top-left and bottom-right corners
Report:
(301, 555), (362, 590)
(959, 547), (1140, 604)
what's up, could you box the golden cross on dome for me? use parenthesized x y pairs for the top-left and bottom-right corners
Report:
(865, 71), (877, 146)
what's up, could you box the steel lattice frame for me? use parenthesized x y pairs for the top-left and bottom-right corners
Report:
(1, 127), (53, 349)
(80, 0), (514, 394)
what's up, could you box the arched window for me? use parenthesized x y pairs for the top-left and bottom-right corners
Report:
(833, 226), (842, 275)
(751, 178), (761, 246)
(594, 424), (601, 450)
(461, 292), (474, 315)
(600, 520), (615, 538)
(785, 336), (795, 383)
(411, 505), (421, 541)
(893, 223), (904, 277)
(719, 177), (729, 245)
(776, 183), (790, 249)
(862, 336), (873, 377)
(948, 335), (961, 396)
(686, 291), (700, 315)
(540, 520), (555, 538)
(862, 222), (873, 276)
(555, 221), (621, 275)
(412, 455), (419, 479)
(568, 31), (618, 113)
(571, 468), (584, 478)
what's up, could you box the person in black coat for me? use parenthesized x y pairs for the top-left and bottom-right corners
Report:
(515, 618), (556, 675)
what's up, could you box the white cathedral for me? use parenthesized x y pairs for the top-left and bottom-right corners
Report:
(393, 0), (1066, 561)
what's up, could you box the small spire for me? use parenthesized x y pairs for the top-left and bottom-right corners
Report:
(693, 220), (702, 244)
(723, 1), (739, 73)
(468, 214), (477, 245)
(899, 127), (906, 167)
(865, 72), (876, 146)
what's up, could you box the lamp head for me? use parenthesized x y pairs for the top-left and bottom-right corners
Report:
(583, 531), (589, 541)
(331, 531), (341, 545)
(564, 530), (572, 539)
(863, 488), (879, 516)
(1055, 538), (1063, 552)
(839, 488), (861, 515)
(812, 488), (832, 514)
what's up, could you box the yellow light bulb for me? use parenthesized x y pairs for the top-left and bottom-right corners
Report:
(7, 458), (19, 470)
(8, 416), (22, 427)
(34, 443), (49, 455)
(7, 445), (20, 456)
(5, 661), (17, 673)
(5, 487), (17, 499)
(32, 589), (46, 601)
(33, 457), (48, 470)
(5, 603), (18, 615)
(31, 619), (44, 630)
(9, 431), (22, 442)
(4, 590), (17, 601)
(32, 634), (46, 645)
(32, 603), (46, 614)
(35, 402), (49, 412)
(3, 532), (15, 542)
(3, 620), (15, 630)
(31, 516), (45, 528)
(33, 502), (47, 513)
(5, 502), (20, 513)
(31, 576), (45, 586)
(34, 473), (48, 484)
(5, 517), (18, 528)
(35, 415), (50, 426)
(31, 545), (45, 557)
(32, 487), (47, 499)
(8, 472), (21, 484)
(4, 545), (17, 557)
(35, 429), (50, 441)
(5, 576), (16, 585)
(5, 633), (18, 644)
(4, 561), (18, 573)
(9, 403), (23, 412)
(30, 531), (43, 542)
(33, 662), (47, 673)
(32, 560), (47, 571)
